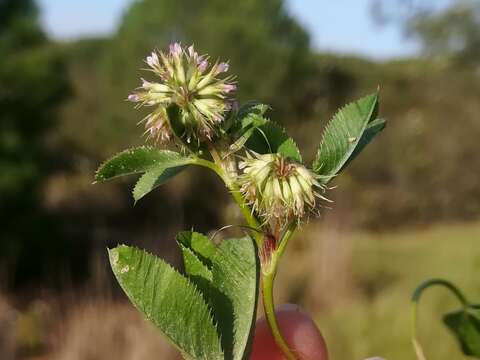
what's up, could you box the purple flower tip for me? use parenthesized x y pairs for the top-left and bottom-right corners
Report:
(217, 62), (229, 73)
(128, 94), (140, 102)
(198, 59), (208, 73)
(223, 84), (236, 93)
(146, 52), (159, 68)
(169, 42), (182, 57)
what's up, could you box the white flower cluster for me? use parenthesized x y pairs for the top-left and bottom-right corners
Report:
(129, 43), (236, 143)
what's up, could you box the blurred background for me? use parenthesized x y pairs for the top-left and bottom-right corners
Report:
(1, 0), (480, 359)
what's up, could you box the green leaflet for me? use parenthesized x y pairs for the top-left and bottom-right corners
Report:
(236, 102), (269, 120)
(177, 231), (217, 266)
(95, 147), (178, 181)
(226, 104), (269, 156)
(341, 117), (386, 171)
(444, 308), (480, 357)
(225, 103), (301, 162)
(211, 237), (259, 360)
(313, 93), (381, 182)
(95, 147), (192, 202)
(245, 119), (302, 163)
(177, 231), (259, 360)
(108, 245), (224, 360)
(132, 161), (190, 202)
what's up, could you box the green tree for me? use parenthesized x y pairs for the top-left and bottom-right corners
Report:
(372, 0), (480, 63)
(0, 0), (69, 285)
(409, 0), (480, 62)
(89, 0), (317, 156)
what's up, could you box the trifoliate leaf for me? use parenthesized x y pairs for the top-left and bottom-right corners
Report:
(108, 245), (224, 360)
(443, 308), (480, 357)
(313, 93), (381, 182)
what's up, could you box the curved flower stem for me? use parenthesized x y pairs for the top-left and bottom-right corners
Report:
(192, 155), (263, 247)
(261, 222), (299, 360)
(410, 278), (469, 360)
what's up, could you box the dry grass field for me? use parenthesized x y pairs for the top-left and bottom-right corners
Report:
(2, 221), (479, 360)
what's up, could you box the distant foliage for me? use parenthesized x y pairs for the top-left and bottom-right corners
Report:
(372, 0), (480, 63)
(0, 0), (69, 285)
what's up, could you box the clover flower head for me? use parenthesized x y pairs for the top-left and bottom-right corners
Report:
(128, 43), (236, 144)
(239, 152), (329, 226)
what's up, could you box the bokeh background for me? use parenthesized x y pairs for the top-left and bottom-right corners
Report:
(1, 0), (480, 359)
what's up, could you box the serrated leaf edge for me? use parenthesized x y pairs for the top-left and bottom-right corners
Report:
(108, 245), (224, 360)
(94, 146), (184, 182)
(313, 92), (378, 177)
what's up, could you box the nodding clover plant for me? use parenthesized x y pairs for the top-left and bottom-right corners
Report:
(95, 43), (385, 360)
(411, 279), (480, 360)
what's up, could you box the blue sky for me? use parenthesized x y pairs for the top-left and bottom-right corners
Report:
(37, 0), (451, 60)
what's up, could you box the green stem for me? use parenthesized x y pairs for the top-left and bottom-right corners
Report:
(410, 278), (469, 360)
(192, 156), (262, 246)
(261, 269), (297, 360)
(195, 150), (299, 358)
(276, 223), (297, 260)
(261, 222), (298, 360)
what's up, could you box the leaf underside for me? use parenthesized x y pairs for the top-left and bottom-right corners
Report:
(109, 245), (224, 360)
(95, 146), (192, 202)
(313, 93), (382, 182)
(95, 147), (177, 182)
(132, 162), (189, 202)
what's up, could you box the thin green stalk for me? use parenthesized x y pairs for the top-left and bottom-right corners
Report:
(276, 223), (297, 259)
(261, 268), (298, 360)
(410, 278), (469, 360)
(192, 156), (262, 246)
(196, 150), (299, 359)
(260, 222), (299, 360)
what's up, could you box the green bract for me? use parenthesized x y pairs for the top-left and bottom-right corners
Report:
(96, 43), (385, 360)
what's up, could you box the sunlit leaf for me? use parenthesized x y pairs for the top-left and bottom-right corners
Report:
(95, 147), (185, 182)
(211, 236), (259, 360)
(176, 231), (259, 360)
(109, 245), (224, 360)
(313, 93), (381, 182)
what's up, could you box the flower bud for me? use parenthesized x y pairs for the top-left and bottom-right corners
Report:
(239, 152), (328, 226)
